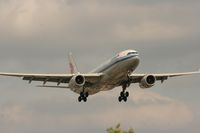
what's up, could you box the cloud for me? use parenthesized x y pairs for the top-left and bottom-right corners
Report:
(0, 0), (199, 44)
(0, 0), (70, 37)
(130, 89), (174, 104)
(0, 90), (195, 132)
(0, 1), (200, 133)
(114, 21), (189, 42)
(93, 90), (194, 129)
(0, 104), (30, 124)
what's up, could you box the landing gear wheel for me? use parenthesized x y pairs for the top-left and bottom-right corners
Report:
(118, 96), (122, 102)
(83, 97), (87, 102)
(118, 95), (128, 102)
(78, 96), (82, 102)
(119, 81), (130, 102)
(79, 91), (88, 102)
(123, 96), (127, 102)
(125, 91), (129, 97)
(120, 92), (124, 97)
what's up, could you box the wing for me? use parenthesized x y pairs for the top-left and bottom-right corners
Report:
(0, 72), (103, 85)
(130, 69), (200, 83)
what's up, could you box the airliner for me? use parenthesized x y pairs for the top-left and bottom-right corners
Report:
(0, 50), (199, 102)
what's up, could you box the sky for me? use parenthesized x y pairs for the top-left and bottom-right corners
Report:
(0, 0), (200, 133)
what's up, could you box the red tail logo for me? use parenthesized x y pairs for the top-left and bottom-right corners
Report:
(69, 63), (74, 74)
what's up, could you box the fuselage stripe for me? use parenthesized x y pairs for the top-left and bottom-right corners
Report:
(98, 55), (138, 73)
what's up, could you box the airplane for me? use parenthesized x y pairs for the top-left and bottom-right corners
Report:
(0, 50), (199, 102)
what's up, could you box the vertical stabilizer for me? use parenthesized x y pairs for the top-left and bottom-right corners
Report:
(68, 53), (79, 74)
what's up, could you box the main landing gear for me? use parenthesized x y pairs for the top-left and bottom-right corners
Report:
(78, 91), (89, 102)
(118, 72), (132, 102)
(118, 84), (130, 102)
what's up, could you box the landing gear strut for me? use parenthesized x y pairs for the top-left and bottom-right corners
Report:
(118, 84), (129, 102)
(118, 75), (131, 102)
(78, 87), (89, 102)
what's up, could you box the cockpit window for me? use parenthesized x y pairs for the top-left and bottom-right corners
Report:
(127, 52), (138, 55)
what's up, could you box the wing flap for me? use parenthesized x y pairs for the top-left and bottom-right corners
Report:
(37, 85), (69, 89)
(0, 72), (103, 84)
(22, 76), (69, 84)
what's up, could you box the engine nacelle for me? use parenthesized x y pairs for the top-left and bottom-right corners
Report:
(69, 75), (85, 89)
(139, 75), (156, 89)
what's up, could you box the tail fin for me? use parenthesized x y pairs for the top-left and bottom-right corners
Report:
(68, 52), (79, 74)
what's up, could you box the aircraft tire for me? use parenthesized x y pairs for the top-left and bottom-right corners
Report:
(123, 96), (127, 102)
(78, 96), (82, 102)
(118, 96), (122, 102)
(83, 97), (87, 102)
(120, 91), (124, 97)
(125, 91), (129, 97)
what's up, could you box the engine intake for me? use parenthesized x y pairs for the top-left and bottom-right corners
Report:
(69, 75), (85, 89)
(75, 75), (85, 85)
(139, 75), (156, 89)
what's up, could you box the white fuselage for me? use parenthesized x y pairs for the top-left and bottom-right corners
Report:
(71, 50), (140, 95)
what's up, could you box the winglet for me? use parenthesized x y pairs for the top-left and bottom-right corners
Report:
(68, 52), (79, 74)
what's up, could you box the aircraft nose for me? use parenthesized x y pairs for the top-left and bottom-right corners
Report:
(132, 55), (140, 64)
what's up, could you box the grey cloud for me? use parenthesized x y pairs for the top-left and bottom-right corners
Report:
(0, 0), (200, 133)
(0, 0), (200, 44)
(0, 90), (197, 133)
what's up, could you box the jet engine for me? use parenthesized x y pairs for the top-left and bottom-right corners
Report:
(69, 75), (85, 89)
(139, 75), (156, 89)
